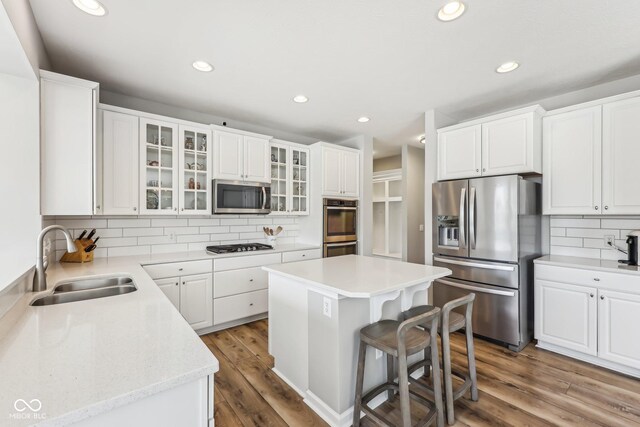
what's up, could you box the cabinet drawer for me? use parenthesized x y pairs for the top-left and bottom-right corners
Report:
(282, 249), (322, 263)
(213, 253), (281, 272)
(143, 260), (212, 280)
(213, 289), (268, 325)
(535, 264), (640, 293)
(214, 267), (268, 298)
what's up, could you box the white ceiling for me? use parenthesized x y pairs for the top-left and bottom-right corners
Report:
(29, 0), (640, 158)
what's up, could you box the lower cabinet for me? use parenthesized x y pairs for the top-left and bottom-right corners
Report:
(535, 263), (640, 375)
(214, 289), (269, 326)
(156, 277), (180, 309)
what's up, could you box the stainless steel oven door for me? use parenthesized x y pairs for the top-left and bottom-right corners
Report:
(324, 206), (357, 243)
(433, 277), (520, 346)
(213, 180), (271, 214)
(323, 242), (358, 258)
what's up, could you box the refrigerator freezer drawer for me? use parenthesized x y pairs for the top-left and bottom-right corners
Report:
(433, 256), (519, 289)
(433, 277), (520, 347)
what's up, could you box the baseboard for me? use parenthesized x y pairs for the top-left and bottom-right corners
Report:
(536, 341), (640, 379)
(272, 367), (307, 398)
(195, 313), (268, 336)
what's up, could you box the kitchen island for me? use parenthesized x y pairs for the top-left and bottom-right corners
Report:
(263, 255), (451, 427)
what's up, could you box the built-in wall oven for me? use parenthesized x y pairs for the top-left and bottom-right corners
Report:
(213, 180), (271, 214)
(323, 198), (358, 257)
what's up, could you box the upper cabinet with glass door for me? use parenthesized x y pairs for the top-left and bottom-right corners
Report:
(179, 125), (211, 215)
(269, 140), (310, 215)
(140, 118), (179, 214)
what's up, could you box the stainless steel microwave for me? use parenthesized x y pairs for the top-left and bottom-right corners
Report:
(212, 180), (271, 214)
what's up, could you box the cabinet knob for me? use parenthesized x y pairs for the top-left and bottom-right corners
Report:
(175, 283), (179, 286)
(96, 205), (101, 210)
(174, 208), (177, 211)
(178, 268), (184, 271)
(482, 168), (486, 172)
(600, 295), (605, 300)
(590, 293), (594, 298)
(593, 277), (600, 281)
(476, 169), (479, 172)
(249, 278), (254, 282)
(181, 208), (184, 211)
(595, 206), (599, 210)
(133, 207), (137, 211)
(604, 206), (609, 210)
(249, 303), (254, 306)
(302, 254), (306, 257)
(182, 281), (186, 285)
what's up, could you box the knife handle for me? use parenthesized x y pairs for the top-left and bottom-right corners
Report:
(77, 230), (87, 240)
(86, 229), (97, 240)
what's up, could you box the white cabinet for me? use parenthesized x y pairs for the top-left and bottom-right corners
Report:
(598, 289), (640, 370)
(543, 95), (640, 215)
(535, 279), (597, 355)
(270, 140), (310, 215)
(437, 125), (481, 181)
(179, 125), (211, 215)
(542, 106), (602, 215)
(372, 170), (403, 259)
(437, 106), (543, 181)
(101, 110), (139, 215)
(156, 277), (180, 310)
(180, 273), (214, 330)
(139, 118), (179, 214)
(40, 71), (99, 215)
(482, 113), (541, 176)
(213, 128), (271, 183)
(602, 97), (640, 214)
(535, 263), (640, 376)
(321, 145), (360, 198)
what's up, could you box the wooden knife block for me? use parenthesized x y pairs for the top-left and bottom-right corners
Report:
(60, 239), (95, 263)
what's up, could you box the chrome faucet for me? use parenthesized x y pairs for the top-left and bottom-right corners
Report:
(33, 225), (77, 292)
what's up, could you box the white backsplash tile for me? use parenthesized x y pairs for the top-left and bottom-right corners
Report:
(549, 215), (640, 260)
(45, 214), (301, 260)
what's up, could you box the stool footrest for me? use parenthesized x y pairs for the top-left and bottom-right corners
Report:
(360, 382), (438, 427)
(407, 359), (473, 402)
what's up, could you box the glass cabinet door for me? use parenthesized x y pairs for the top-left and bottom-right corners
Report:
(270, 144), (289, 213)
(179, 126), (210, 215)
(290, 147), (309, 214)
(140, 119), (178, 214)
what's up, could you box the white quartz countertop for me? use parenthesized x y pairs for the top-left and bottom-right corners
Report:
(535, 255), (640, 276)
(0, 257), (220, 426)
(263, 255), (452, 298)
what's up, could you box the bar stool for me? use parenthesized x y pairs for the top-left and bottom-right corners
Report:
(401, 294), (478, 425)
(353, 307), (444, 427)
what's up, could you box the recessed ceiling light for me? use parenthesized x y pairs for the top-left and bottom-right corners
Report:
(496, 61), (520, 73)
(293, 95), (309, 103)
(419, 136), (426, 144)
(192, 60), (214, 72)
(357, 117), (370, 123)
(438, 1), (465, 21)
(72, 0), (107, 16)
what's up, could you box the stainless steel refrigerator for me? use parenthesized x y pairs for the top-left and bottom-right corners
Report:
(432, 175), (541, 351)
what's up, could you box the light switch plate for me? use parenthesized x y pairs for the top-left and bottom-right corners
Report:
(323, 297), (331, 318)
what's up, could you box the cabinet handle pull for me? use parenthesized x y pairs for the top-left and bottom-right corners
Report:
(590, 293), (594, 297)
(593, 278), (600, 281)
(595, 206), (599, 210)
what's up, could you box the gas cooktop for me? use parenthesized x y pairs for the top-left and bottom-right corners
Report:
(206, 243), (274, 254)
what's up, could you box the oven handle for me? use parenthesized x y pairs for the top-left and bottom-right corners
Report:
(436, 278), (516, 297)
(325, 206), (358, 210)
(325, 242), (357, 247)
(433, 256), (516, 271)
(261, 186), (267, 210)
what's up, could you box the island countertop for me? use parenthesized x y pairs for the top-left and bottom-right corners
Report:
(263, 255), (451, 298)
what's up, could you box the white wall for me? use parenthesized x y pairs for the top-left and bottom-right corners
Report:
(373, 155), (401, 172)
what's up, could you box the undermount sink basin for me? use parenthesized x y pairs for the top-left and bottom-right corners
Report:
(31, 283), (137, 306)
(53, 276), (133, 293)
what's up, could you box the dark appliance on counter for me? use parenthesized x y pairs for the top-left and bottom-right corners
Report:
(432, 175), (541, 352)
(212, 179), (270, 214)
(323, 198), (358, 257)
(619, 231), (640, 266)
(206, 243), (273, 254)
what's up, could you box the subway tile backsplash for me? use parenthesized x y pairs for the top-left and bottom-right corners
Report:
(46, 215), (301, 261)
(549, 215), (640, 260)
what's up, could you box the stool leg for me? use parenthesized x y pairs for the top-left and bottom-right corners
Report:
(386, 354), (395, 401)
(397, 350), (411, 427)
(442, 329), (455, 425)
(353, 341), (367, 427)
(430, 334), (444, 427)
(466, 326), (478, 401)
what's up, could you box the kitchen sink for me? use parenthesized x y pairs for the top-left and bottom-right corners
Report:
(53, 276), (133, 293)
(31, 284), (137, 306)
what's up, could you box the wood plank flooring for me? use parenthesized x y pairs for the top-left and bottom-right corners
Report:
(201, 320), (640, 426)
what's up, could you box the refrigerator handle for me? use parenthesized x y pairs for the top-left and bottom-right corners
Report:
(459, 187), (466, 248)
(469, 186), (476, 250)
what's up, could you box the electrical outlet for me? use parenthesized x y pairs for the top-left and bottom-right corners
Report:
(322, 297), (331, 318)
(419, 224), (425, 232)
(604, 235), (615, 247)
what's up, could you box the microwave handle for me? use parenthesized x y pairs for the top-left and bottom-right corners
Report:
(325, 206), (357, 210)
(261, 187), (267, 210)
(325, 242), (357, 247)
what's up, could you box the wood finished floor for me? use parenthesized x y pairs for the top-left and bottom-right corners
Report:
(201, 320), (640, 427)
